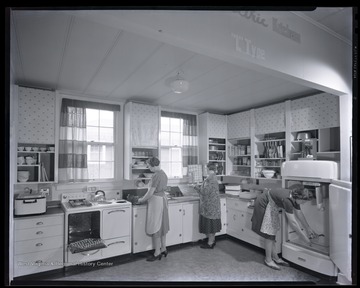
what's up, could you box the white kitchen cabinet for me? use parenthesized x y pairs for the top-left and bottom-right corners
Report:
(199, 112), (227, 176)
(227, 111), (250, 139)
(227, 138), (251, 177)
(132, 201), (203, 253)
(217, 197), (227, 236)
(289, 127), (340, 162)
(226, 197), (281, 254)
(254, 132), (286, 181)
(16, 144), (56, 184)
(167, 203), (184, 246)
(132, 206), (153, 253)
(182, 202), (203, 243)
(124, 102), (160, 181)
(101, 206), (132, 258)
(14, 214), (64, 277)
(102, 207), (131, 239)
(290, 93), (339, 132)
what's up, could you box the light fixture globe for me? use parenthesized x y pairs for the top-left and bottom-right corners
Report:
(170, 73), (189, 93)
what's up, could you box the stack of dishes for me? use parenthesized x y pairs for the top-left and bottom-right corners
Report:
(17, 171), (30, 182)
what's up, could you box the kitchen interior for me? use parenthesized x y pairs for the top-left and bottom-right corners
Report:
(5, 7), (356, 286)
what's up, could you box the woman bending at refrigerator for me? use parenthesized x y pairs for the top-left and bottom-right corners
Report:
(251, 184), (319, 270)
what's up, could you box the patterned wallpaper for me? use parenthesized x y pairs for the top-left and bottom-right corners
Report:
(18, 87), (56, 144)
(130, 102), (159, 147)
(227, 111), (250, 139)
(254, 102), (285, 134)
(291, 93), (339, 131)
(208, 113), (227, 138)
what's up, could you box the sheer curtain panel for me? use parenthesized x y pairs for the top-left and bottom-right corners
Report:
(58, 99), (88, 183)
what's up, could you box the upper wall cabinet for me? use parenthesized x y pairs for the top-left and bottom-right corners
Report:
(254, 102), (286, 134)
(290, 93), (339, 131)
(227, 111), (250, 139)
(126, 102), (160, 147)
(207, 113), (227, 138)
(124, 102), (160, 180)
(18, 87), (56, 144)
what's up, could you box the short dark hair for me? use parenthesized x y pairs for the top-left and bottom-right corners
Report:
(289, 184), (315, 200)
(206, 162), (217, 172)
(147, 157), (160, 167)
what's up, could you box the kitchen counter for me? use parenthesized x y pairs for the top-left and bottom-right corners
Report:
(14, 205), (64, 219)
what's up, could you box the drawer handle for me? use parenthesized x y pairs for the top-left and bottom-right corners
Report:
(36, 243), (43, 247)
(107, 241), (125, 247)
(36, 231), (43, 235)
(81, 249), (100, 256)
(108, 210), (126, 214)
(36, 222), (43, 225)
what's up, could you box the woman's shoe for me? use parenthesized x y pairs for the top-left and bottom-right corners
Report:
(200, 242), (215, 249)
(264, 260), (280, 270)
(146, 253), (162, 262)
(273, 258), (290, 266)
(161, 250), (168, 257)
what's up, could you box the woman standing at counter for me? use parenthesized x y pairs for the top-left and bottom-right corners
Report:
(137, 157), (169, 261)
(251, 184), (319, 270)
(193, 162), (221, 249)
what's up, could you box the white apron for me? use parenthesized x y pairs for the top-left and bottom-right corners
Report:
(260, 189), (281, 236)
(146, 195), (164, 235)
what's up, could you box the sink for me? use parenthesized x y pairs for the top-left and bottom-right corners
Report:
(171, 196), (199, 201)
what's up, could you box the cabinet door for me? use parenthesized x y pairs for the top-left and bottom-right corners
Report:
(130, 102), (159, 147)
(254, 102), (285, 134)
(208, 113), (227, 138)
(167, 204), (183, 246)
(291, 93), (339, 131)
(227, 111), (250, 139)
(102, 207), (131, 239)
(217, 198), (227, 235)
(182, 202), (203, 243)
(132, 207), (153, 253)
(226, 208), (243, 239)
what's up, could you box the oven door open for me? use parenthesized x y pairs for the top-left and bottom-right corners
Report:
(67, 211), (106, 254)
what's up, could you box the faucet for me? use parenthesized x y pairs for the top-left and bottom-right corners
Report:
(94, 190), (106, 201)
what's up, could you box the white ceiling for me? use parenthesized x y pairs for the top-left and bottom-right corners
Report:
(10, 7), (353, 115)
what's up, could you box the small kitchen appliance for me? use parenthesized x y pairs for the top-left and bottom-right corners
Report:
(15, 191), (46, 216)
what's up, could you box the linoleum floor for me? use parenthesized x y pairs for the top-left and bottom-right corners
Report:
(41, 237), (331, 285)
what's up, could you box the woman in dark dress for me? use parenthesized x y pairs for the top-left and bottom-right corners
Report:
(251, 184), (319, 270)
(193, 162), (222, 249)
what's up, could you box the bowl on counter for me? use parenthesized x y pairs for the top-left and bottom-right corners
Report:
(18, 147), (24, 151)
(262, 170), (275, 179)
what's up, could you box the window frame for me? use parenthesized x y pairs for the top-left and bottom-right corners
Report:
(56, 94), (123, 184)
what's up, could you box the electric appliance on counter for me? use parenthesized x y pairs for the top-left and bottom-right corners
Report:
(14, 191), (46, 216)
(281, 161), (352, 284)
(61, 192), (132, 266)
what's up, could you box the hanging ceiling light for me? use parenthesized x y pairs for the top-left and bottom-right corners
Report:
(170, 72), (189, 94)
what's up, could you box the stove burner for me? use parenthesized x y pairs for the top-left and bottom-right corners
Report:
(68, 199), (92, 208)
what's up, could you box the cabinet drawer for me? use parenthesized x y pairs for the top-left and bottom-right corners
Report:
(102, 236), (131, 258)
(14, 248), (63, 277)
(15, 236), (63, 255)
(66, 246), (102, 265)
(15, 215), (63, 230)
(15, 225), (63, 241)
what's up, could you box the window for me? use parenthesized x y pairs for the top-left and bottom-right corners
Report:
(59, 98), (120, 183)
(86, 108), (115, 180)
(160, 116), (183, 178)
(160, 111), (198, 179)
